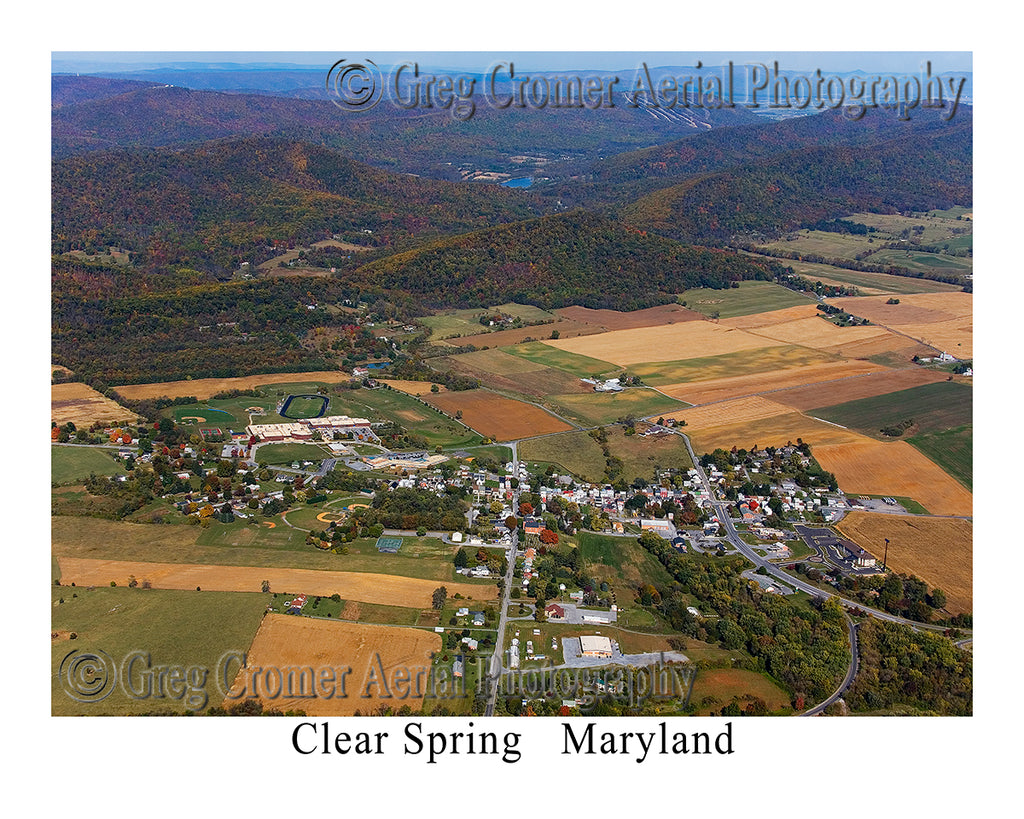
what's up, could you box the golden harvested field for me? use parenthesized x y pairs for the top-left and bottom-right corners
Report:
(543, 322), (777, 366)
(836, 512), (972, 614)
(556, 303), (705, 330)
(662, 396), (794, 430)
(51, 382), (139, 426)
(818, 335), (934, 361)
(814, 441), (973, 517)
(719, 304), (822, 328)
(659, 360), (886, 404)
(678, 411), (875, 454)
(57, 558), (496, 606)
(832, 293), (973, 357)
(425, 389), (572, 441)
(112, 370), (351, 400)
(225, 614), (440, 716)
(771, 368), (950, 411)
(739, 316), (892, 350)
(378, 380), (448, 396)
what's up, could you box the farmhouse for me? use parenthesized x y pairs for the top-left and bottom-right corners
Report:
(579, 636), (614, 658)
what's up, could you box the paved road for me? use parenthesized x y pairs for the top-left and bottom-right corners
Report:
(485, 441), (520, 716)
(803, 613), (859, 716)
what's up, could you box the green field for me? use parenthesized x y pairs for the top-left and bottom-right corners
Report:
(460, 444), (514, 463)
(545, 388), (688, 426)
(908, 425), (973, 491)
(809, 381), (972, 439)
(281, 395), (329, 418)
(504, 341), (617, 378)
(865, 248), (972, 274)
(577, 531), (675, 608)
(419, 303), (557, 339)
(51, 446), (126, 484)
(256, 442), (331, 465)
(325, 387), (483, 448)
(679, 280), (816, 318)
(520, 431), (607, 481)
(51, 586), (268, 715)
(52, 517), (477, 584)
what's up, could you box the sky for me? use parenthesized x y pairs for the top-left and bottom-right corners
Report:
(52, 51), (972, 75)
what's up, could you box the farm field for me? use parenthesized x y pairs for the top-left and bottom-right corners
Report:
(628, 345), (839, 387)
(225, 614), (440, 715)
(662, 396), (795, 431)
(808, 381), (972, 438)
(761, 229), (882, 262)
(437, 350), (591, 398)
(688, 668), (793, 715)
(831, 292), (973, 357)
(836, 512), (972, 614)
(865, 248), (973, 275)
(742, 255), (963, 296)
(679, 281), (817, 318)
(503, 341), (617, 377)
(556, 303), (705, 330)
(444, 318), (597, 347)
(520, 424), (693, 484)
(677, 410), (875, 454)
(544, 388), (689, 427)
(735, 315), (893, 350)
(718, 303), (822, 329)
(768, 367), (950, 412)
(112, 370), (352, 400)
(813, 440), (973, 517)
(378, 379), (448, 395)
(51, 586), (268, 715)
(52, 382), (139, 426)
(544, 321), (779, 366)
(424, 389), (573, 441)
(51, 445), (126, 484)
(907, 425), (972, 491)
(56, 557), (497, 607)
(818, 334), (934, 364)
(420, 302), (559, 338)
(658, 360), (887, 405)
(53, 516), (474, 583)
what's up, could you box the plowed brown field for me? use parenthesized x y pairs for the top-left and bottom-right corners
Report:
(225, 614), (440, 715)
(813, 441), (973, 517)
(836, 512), (972, 614)
(424, 389), (572, 440)
(771, 368), (950, 411)
(56, 558), (496, 606)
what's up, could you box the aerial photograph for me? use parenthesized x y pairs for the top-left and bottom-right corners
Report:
(50, 48), (973, 722)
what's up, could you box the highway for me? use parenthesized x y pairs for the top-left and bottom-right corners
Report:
(802, 612), (859, 716)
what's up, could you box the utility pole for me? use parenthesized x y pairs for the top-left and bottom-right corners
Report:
(882, 538), (890, 571)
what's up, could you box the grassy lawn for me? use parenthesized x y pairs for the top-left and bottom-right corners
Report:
(908, 425), (972, 491)
(504, 341), (617, 378)
(51, 446), (126, 485)
(328, 387), (483, 448)
(576, 531), (676, 624)
(808, 381), (972, 439)
(544, 388), (689, 426)
(459, 444), (513, 463)
(51, 586), (268, 715)
(679, 280), (816, 318)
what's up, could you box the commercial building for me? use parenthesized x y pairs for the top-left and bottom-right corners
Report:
(579, 635), (614, 658)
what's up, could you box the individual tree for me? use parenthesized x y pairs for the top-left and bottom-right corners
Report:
(454, 547), (468, 568)
(431, 586), (448, 610)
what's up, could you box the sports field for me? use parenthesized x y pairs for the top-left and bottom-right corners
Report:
(836, 512), (972, 614)
(256, 442), (331, 465)
(56, 557), (497, 607)
(424, 389), (573, 440)
(52, 382), (139, 426)
(112, 370), (353, 400)
(224, 614), (440, 716)
(813, 440), (973, 517)
(51, 446), (126, 484)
